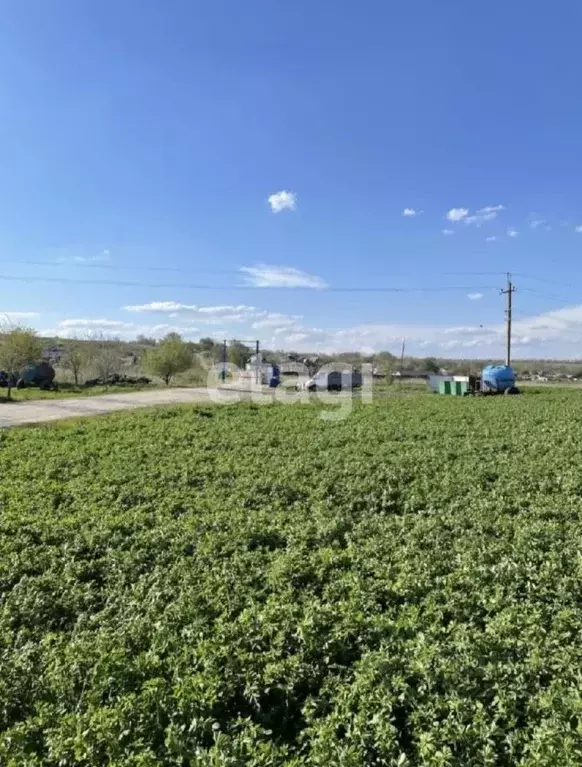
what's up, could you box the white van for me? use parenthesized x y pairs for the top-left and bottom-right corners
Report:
(303, 370), (363, 392)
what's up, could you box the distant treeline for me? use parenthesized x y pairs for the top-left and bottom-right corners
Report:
(39, 335), (582, 379)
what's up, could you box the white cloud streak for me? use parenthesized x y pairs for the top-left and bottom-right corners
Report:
(467, 293), (483, 300)
(267, 304), (582, 356)
(0, 311), (39, 320)
(57, 249), (111, 264)
(403, 208), (422, 217)
(251, 312), (302, 329)
(464, 212), (497, 225)
(447, 204), (504, 227)
(240, 265), (328, 289)
(41, 319), (201, 341)
(123, 302), (266, 325)
(442, 229), (455, 236)
(529, 215), (544, 229)
(123, 302), (258, 315)
(59, 318), (134, 329)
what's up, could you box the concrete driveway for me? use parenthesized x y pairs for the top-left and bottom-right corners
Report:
(0, 387), (268, 428)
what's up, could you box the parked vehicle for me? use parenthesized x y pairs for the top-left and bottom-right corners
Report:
(303, 370), (362, 392)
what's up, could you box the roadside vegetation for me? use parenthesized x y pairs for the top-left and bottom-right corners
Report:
(0, 328), (214, 401)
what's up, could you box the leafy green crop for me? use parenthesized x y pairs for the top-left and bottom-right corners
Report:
(2, 392), (582, 765)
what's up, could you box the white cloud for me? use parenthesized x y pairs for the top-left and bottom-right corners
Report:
(443, 325), (492, 337)
(41, 318), (202, 341)
(446, 208), (469, 222)
(240, 265), (328, 289)
(265, 302), (582, 355)
(0, 310), (39, 321)
(464, 211), (499, 226)
(251, 312), (302, 329)
(507, 229), (519, 238)
(403, 208), (422, 217)
(529, 215), (544, 229)
(442, 229), (455, 236)
(122, 301), (304, 334)
(197, 305), (254, 314)
(124, 301), (192, 313)
(122, 302), (267, 326)
(485, 236), (497, 242)
(33, 299), (582, 357)
(575, 225), (582, 233)
(285, 332), (310, 343)
(268, 190), (297, 213)
(123, 302), (258, 316)
(445, 204), (504, 227)
(59, 318), (136, 330)
(57, 249), (111, 264)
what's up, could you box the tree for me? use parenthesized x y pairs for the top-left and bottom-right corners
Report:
(62, 342), (89, 386)
(198, 337), (217, 353)
(423, 357), (441, 374)
(261, 350), (280, 365)
(227, 341), (252, 370)
(95, 347), (122, 385)
(303, 357), (320, 376)
(143, 334), (193, 385)
(0, 326), (43, 399)
(136, 334), (157, 347)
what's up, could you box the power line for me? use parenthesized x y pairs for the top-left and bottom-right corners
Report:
(0, 259), (235, 275)
(0, 273), (500, 293)
(520, 288), (578, 304)
(3, 262), (577, 296)
(514, 273), (576, 288)
(2, 258), (510, 280)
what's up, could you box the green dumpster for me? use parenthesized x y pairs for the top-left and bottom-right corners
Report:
(438, 379), (469, 395)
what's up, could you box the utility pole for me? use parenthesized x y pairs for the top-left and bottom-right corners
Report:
(221, 339), (227, 382)
(501, 273), (515, 367)
(399, 337), (406, 375)
(255, 340), (260, 385)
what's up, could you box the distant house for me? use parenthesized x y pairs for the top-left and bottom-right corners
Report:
(393, 370), (430, 379)
(280, 361), (307, 376)
(42, 346), (65, 362)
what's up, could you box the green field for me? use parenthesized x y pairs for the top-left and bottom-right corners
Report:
(2, 392), (582, 765)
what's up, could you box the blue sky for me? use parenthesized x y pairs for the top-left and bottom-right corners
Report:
(2, 0), (582, 357)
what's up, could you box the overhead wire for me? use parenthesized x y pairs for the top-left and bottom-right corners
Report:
(2, 263), (576, 296)
(520, 288), (579, 304)
(514, 272), (577, 288)
(0, 259), (235, 275)
(0, 272), (501, 293)
(2, 258), (510, 276)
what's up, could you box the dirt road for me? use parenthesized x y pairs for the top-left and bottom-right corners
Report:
(0, 387), (268, 428)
